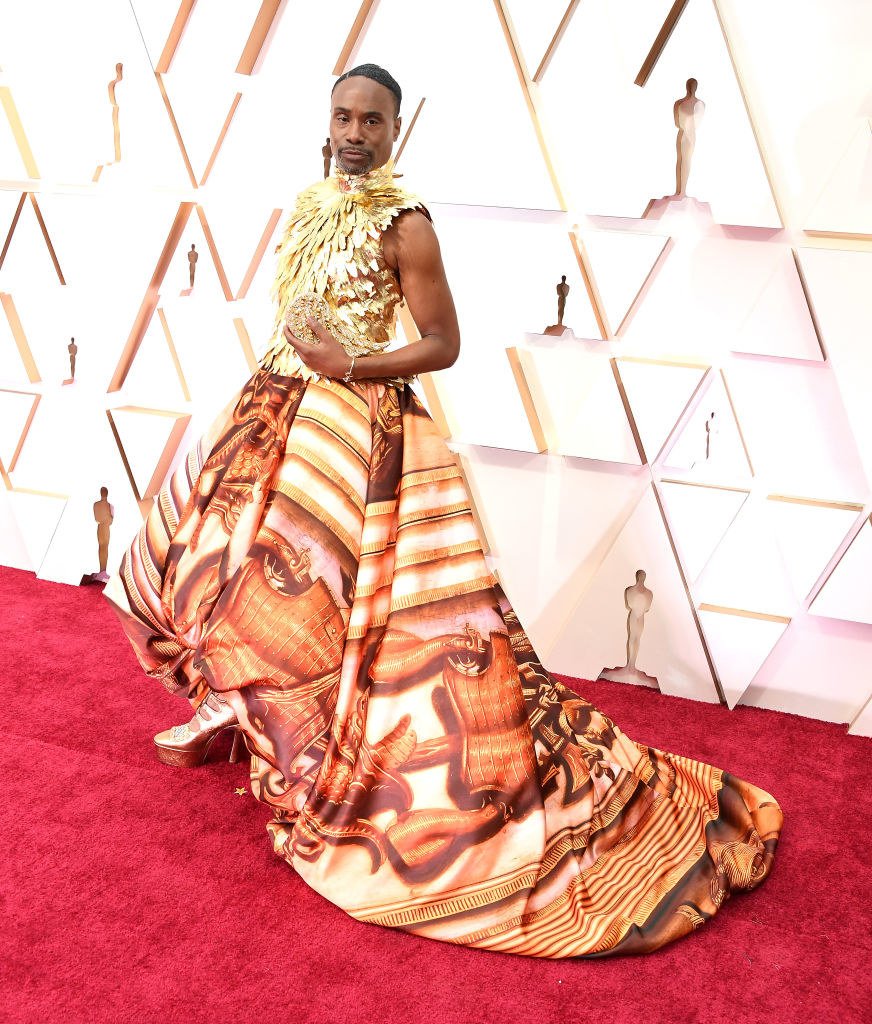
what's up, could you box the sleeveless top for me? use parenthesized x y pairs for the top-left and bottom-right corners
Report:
(259, 161), (428, 385)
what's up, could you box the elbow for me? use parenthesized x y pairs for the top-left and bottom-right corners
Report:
(441, 332), (461, 370)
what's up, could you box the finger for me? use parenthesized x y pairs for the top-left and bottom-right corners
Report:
(305, 316), (331, 344)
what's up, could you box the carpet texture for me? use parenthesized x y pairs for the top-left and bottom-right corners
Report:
(2, 564), (869, 1023)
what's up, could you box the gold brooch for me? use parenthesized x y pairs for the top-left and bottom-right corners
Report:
(283, 292), (357, 349)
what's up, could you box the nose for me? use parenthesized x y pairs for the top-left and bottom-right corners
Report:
(345, 118), (364, 144)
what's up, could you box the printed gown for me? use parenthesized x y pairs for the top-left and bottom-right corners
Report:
(103, 365), (783, 958)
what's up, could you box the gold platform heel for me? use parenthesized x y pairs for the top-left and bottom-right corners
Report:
(153, 689), (243, 768)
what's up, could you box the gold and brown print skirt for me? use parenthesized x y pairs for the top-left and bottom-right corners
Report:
(104, 367), (783, 957)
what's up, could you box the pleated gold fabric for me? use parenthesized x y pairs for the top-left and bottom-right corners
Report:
(104, 367), (783, 957)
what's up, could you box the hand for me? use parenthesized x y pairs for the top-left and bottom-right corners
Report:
(282, 317), (353, 378)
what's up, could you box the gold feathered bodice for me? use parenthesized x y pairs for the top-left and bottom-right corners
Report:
(259, 162), (426, 384)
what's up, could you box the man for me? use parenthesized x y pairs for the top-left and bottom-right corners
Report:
(104, 64), (782, 960)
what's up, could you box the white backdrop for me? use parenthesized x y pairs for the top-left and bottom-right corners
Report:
(0, 0), (870, 734)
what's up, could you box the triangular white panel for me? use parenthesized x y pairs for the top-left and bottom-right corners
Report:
(522, 344), (641, 464)
(110, 407), (187, 500)
(725, 359), (868, 500)
(810, 517), (872, 625)
(160, 73), (242, 185)
(0, 390), (38, 468)
(616, 359), (708, 463)
(579, 230), (670, 335)
(734, 250), (823, 360)
(546, 484), (719, 702)
(766, 498), (860, 603)
(806, 122), (872, 235)
(457, 443), (647, 654)
(659, 480), (748, 583)
(661, 371), (752, 484)
(698, 607), (789, 709)
(353, 0), (559, 209)
(542, 0), (779, 224)
(6, 491), (67, 573)
(123, 314), (189, 408)
(797, 248), (872, 487)
(161, 296), (251, 420)
(503, 0), (572, 78)
(849, 694), (872, 738)
(0, 486), (32, 570)
(696, 500), (798, 618)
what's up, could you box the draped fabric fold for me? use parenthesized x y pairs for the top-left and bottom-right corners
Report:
(104, 368), (783, 958)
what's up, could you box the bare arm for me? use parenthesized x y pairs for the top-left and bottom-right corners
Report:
(284, 209), (460, 379)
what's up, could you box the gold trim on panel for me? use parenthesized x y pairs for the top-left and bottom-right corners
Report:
(697, 602), (792, 625)
(108, 202), (195, 393)
(608, 358), (646, 464)
(791, 248), (828, 360)
(504, 346), (550, 453)
(199, 92), (243, 186)
(154, 74), (198, 188)
(532, 0), (582, 83)
(634, 0), (690, 87)
(0, 390), (40, 472)
(195, 205), (233, 299)
(0, 86), (39, 178)
(569, 228), (609, 339)
(0, 194), (64, 283)
(492, 0), (566, 211)
(334, 0), (380, 76)
(155, 1), (197, 74)
(766, 493), (864, 512)
(718, 368), (755, 477)
(232, 317), (259, 375)
(0, 292), (40, 383)
(156, 308), (191, 402)
(235, 208), (283, 300)
(394, 97), (425, 167)
(236, 0), (284, 75)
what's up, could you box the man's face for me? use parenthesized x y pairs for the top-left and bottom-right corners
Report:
(329, 76), (401, 174)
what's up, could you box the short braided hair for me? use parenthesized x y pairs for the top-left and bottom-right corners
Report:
(332, 63), (402, 115)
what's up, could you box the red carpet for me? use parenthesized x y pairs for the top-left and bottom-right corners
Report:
(2, 563), (869, 1023)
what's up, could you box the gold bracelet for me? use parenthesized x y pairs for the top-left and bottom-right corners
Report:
(342, 354), (355, 383)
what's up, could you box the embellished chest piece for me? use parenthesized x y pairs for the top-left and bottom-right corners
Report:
(260, 162), (426, 383)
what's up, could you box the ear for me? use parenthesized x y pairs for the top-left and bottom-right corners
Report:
(393, 116), (402, 142)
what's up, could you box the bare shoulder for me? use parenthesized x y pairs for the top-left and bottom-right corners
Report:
(382, 208), (441, 270)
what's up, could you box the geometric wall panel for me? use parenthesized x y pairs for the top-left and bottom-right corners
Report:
(660, 370), (753, 483)
(355, 0), (560, 210)
(766, 496), (862, 604)
(805, 122), (872, 236)
(546, 484), (720, 703)
(742, 614), (872, 726)
(5, 491), (67, 575)
(809, 516), (872, 625)
(106, 406), (190, 503)
(658, 479), (748, 583)
(0, 484), (31, 571)
(0, 389), (39, 470)
(733, 248), (824, 360)
(515, 343), (641, 463)
(123, 313), (189, 407)
(697, 605), (790, 710)
(696, 500), (798, 619)
(615, 357), (708, 464)
(725, 359), (868, 500)
(797, 247), (872, 488)
(578, 230), (670, 335)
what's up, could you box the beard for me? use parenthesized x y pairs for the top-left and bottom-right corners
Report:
(336, 148), (375, 173)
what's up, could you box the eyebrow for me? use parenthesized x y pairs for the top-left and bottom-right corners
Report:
(333, 107), (385, 117)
